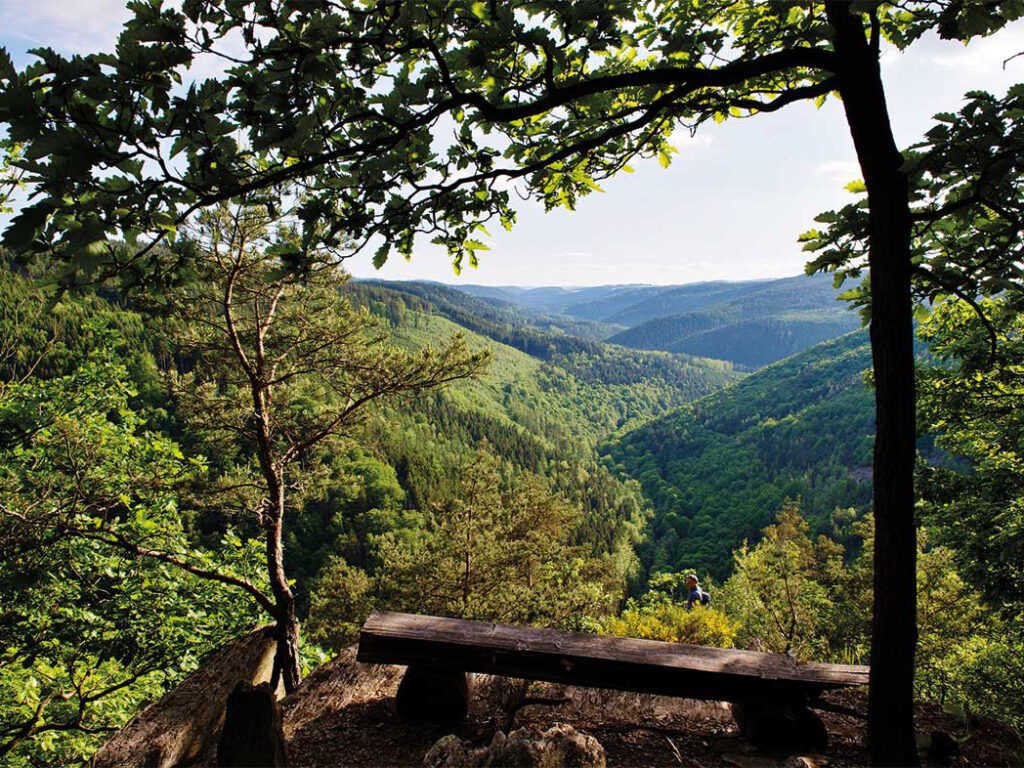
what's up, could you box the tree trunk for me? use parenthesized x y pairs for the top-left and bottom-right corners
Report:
(217, 681), (288, 767)
(223, 255), (303, 695)
(827, 7), (919, 767)
(266, 480), (301, 694)
(272, 599), (302, 696)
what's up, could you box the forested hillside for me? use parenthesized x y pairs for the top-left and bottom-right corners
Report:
(0, 265), (739, 623)
(367, 279), (624, 343)
(289, 282), (740, 603)
(0, 261), (745, 763)
(353, 280), (740, 441)
(6, 266), (1024, 763)
(602, 331), (875, 579)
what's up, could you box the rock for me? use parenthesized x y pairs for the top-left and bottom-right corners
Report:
(489, 724), (605, 768)
(782, 755), (828, 768)
(423, 734), (488, 768)
(731, 701), (828, 754)
(488, 730), (508, 754)
(280, 646), (406, 739)
(92, 627), (281, 768)
(424, 724), (604, 768)
(396, 665), (471, 725)
(217, 681), (288, 767)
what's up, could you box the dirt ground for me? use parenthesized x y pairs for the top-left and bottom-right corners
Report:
(265, 650), (1022, 768)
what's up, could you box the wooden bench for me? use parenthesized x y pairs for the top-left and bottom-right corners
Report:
(357, 611), (869, 749)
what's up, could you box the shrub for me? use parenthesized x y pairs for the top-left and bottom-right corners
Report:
(305, 558), (373, 653)
(601, 602), (737, 648)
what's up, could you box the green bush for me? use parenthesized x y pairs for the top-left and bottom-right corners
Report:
(600, 602), (737, 647)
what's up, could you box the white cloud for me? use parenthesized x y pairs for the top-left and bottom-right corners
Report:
(815, 160), (861, 184)
(930, 23), (1024, 76)
(0, 0), (130, 54)
(668, 130), (715, 152)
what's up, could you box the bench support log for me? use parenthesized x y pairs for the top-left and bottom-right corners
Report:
(395, 665), (471, 725)
(732, 699), (828, 753)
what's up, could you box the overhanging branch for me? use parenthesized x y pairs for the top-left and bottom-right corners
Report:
(63, 524), (277, 615)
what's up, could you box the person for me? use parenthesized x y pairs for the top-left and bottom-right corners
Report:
(685, 573), (709, 610)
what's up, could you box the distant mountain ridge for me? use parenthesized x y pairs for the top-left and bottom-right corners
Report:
(571, 279), (777, 326)
(606, 274), (861, 369)
(439, 274), (862, 370)
(454, 283), (658, 316)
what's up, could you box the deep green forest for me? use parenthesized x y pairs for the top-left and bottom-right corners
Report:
(4, 242), (1024, 764)
(4, 257), (1024, 764)
(602, 331), (875, 579)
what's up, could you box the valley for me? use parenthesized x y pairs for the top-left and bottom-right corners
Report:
(5, 263), (1022, 764)
(351, 274), (875, 585)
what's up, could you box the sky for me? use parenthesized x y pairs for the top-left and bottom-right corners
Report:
(2, 1), (1023, 286)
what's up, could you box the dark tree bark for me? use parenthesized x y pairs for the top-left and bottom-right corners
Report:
(826, 7), (919, 766)
(238, 273), (303, 696)
(268, 560), (301, 696)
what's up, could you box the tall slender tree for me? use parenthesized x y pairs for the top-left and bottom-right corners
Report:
(161, 199), (488, 690)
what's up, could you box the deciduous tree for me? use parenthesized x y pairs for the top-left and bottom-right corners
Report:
(0, 350), (257, 765)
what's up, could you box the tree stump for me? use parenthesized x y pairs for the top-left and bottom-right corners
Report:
(926, 731), (959, 767)
(216, 681), (288, 767)
(395, 665), (470, 725)
(731, 699), (827, 754)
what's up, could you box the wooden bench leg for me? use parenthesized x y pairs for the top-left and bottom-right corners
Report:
(395, 665), (471, 725)
(731, 699), (828, 753)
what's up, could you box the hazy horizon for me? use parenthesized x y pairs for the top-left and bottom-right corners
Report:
(353, 272), (813, 290)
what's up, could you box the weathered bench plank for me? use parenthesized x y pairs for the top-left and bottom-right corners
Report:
(356, 611), (868, 705)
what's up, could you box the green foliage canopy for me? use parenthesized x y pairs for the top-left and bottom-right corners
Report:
(306, 450), (619, 652)
(804, 85), (1024, 332)
(916, 297), (1024, 617)
(715, 503), (1023, 729)
(2, 2), (1016, 288)
(0, 350), (258, 765)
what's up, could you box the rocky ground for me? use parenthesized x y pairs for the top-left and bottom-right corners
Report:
(254, 648), (1022, 768)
